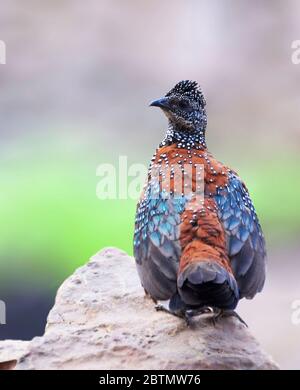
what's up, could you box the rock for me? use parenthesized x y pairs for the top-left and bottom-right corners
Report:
(0, 248), (279, 370)
(0, 340), (30, 369)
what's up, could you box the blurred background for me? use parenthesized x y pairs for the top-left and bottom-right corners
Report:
(0, 0), (299, 369)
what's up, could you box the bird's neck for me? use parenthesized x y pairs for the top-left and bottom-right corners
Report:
(160, 121), (207, 149)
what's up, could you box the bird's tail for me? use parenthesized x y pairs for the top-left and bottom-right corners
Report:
(177, 243), (239, 310)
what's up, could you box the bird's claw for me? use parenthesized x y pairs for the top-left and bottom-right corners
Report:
(211, 308), (248, 327)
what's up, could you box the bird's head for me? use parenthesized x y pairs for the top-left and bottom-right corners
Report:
(150, 80), (207, 133)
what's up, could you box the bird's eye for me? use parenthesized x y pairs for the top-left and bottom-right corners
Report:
(178, 100), (189, 109)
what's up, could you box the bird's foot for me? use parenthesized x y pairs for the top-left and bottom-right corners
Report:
(211, 308), (248, 327)
(155, 303), (247, 327)
(155, 302), (215, 326)
(155, 302), (184, 319)
(184, 306), (214, 326)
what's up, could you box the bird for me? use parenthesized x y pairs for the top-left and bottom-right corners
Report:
(133, 80), (266, 325)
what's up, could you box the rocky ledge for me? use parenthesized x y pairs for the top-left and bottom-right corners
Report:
(0, 248), (278, 370)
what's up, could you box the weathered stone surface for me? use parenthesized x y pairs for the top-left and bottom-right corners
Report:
(0, 248), (279, 370)
(0, 340), (30, 369)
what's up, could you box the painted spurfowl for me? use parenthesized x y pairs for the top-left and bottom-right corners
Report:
(133, 80), (266, 325)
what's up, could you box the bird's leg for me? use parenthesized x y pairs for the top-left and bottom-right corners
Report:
(211, 308), (248, 327)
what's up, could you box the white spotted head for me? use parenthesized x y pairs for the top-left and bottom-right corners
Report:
(150, 80), (207, 132)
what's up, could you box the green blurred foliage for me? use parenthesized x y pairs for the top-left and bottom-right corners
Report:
(1, 132), (300, 289)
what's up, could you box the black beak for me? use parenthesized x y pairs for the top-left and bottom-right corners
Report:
(149, 97), (170, 110)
